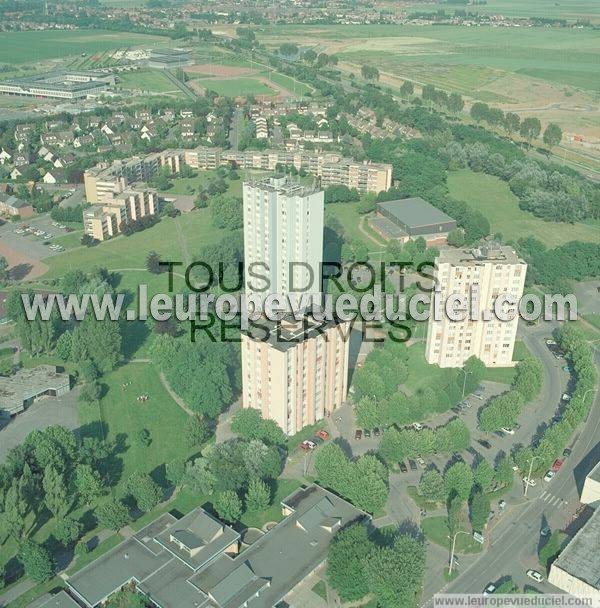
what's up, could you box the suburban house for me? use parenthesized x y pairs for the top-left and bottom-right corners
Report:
(0, 192), (34, 218)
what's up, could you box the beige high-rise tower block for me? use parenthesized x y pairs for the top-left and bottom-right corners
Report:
(241, 317), (350, 436)
(425, 244), (527, 368)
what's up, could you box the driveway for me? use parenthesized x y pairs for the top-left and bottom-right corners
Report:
(0, 387), (80, 462)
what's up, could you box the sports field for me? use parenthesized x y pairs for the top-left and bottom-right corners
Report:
(118, 69), (180, 94)
(0, 29), (167, 64)
(447, 169), (600, 247)
(193, 76), (275, 97)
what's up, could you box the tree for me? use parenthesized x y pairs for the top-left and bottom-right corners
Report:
(74, 464), (104, 505)
(361, 65), (379, 81)
(166, 459), (187, 486)
(96, 499), (130, 530)
(43, 465), (70, 519)
(184, 457), (216, 495)
(543, 122), (562, 149)
(245, 478), (271, 512)
(53, 516), (83, 546)
(79, 381), (102, 405)
(512, 358), (543, 401)
(469, 488), (490, 532)
(19, 540), (54, 583)
(1, 482), (27, 540)
(54, 331), (73, 361)
(444, 462), (473, 501)
(303, 49), (317, 63)
(146, 251), (163, 274)
(473, 459), (495, 492)
(0, 255), (9, 284)
(419, 469), (445, 503)
(185, 415), (210, 448)
(400, 80), (414, 99)
(495, 456), (514, 487)
(520, 117), (542, 142)
(243, 440), (282, 481)
(230, 408), (285, 446)
(504, 112), (520, 134)
(470, 102), (490, 123)
(71, 316), (122, 374)
(210, 195), (243, 230)
(134, 428), (152, 447)
(327, 523), (371, 602)
(126, 472), (162, 512)
(213, 490), (242, 523)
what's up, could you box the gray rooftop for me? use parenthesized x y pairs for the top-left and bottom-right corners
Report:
(589, 461), (600, 483)
(437, 243), (524, 266)
(552, 507), (600, 590)
(369, 216), (407, 239)
(0, 193), (30, 209)
(29, 590), (80, 608)
(378, 197), (454, 230)
(244, 175), (322, 199)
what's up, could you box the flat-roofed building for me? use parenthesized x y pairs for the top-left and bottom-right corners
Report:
(372, 197), (456, 246)
(0, 365), (70, 417)
(29, 590), (81, 608)
(65, 484), (368, 608)
(0, 70), (114, 99)
(147, 48), (193, 70)
(242, 315), (350, 436)
(581, 461), (600, 506)
(549, 507), (600, 602)
(425, 244), (527, 368)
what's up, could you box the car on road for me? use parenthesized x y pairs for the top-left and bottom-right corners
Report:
(551, 458), (564, 472)
(483, 584), (496, 596)
(399, 461), (408, 473)
(354, 429), (362, 440)
(544, 470), (555, 482)
(477, 439), (492, 449)
(500, 427), (515, 435)
(526, 570), (544, 583)
(315, 430), (329, 440)
(300, 440), (316, 451)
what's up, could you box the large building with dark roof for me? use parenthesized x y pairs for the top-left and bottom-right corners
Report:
(64, 484), (368, 608)
(0, 71), (114, 100)
(370, 197), (456, 246)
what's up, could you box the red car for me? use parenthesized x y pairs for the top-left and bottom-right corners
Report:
(551, 458), (564, 472)
(316, 430), (330, 440)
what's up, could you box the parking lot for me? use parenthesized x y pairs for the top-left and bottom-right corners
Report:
(0, 214), (74, 280)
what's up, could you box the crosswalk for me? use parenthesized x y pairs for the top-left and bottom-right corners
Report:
(539, 490), (568, 507)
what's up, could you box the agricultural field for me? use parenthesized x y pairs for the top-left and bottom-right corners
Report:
(447, 169), (600, 247)
(0, 30), (167, 64)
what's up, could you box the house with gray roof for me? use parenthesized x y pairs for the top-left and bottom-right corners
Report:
(65, 484), (368, 608)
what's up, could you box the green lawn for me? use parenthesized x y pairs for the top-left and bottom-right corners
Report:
(197, 77), (275, 97)
(0, 30), (167, 64)
(402, 342), (448, 394)
(447, 169), (600, 246)
(40, 211), (231, 280)
(483, 340), (531, 384)
(77, 361), (196, 494)
(239, 479), (303, 529)
(421, 516), (483, 554)
(325, 202), (386, 253)
(118, 70), (179, 93)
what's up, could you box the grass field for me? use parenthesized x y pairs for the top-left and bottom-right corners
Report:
(0, 30), (167, 64)
(325, 202), (386, 252)
(40, 210), (231, 280)
(421, 516), (483, 553)
(118, 70), (180, 94)
(195, 77), (275, 97)
(447, 169), (600, 246)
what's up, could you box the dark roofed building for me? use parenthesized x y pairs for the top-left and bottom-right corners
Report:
(29, 590), (81, 608)
(0, 192), (34, 218)
(66, 484), (368, 608)
(371, 197), (456, 246)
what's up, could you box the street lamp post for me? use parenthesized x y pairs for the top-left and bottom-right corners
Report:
(448, 531), (471, 576)
(459, 368), (472, 400)
(524, 455), (542, 497)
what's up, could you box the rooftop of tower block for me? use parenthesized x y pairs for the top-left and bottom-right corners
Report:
(244, 175), (322, 198)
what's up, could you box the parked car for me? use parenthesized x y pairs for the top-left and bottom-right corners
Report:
(523, 477), (537, 487)
(483, 584), (496, 596)
(562, 393), (571, 401)
(354, 429), (362, 440)
(477, 439), (492, 449)
(408, 459), (417, 471)
(498, 500), (507, 510)
(364, 429), (371, 438)
(526, 570), (544, 583)
(315, 430), (329, 440)
(544, 470), (555, 482)
(417, 457), (426, 468)
(541, 525), (551, 537)
(399, 461), (408, 473)
(373, 427), (381, 437)
(563, 448), (572, 458)
(412, 422), (423, 431)
(500, 427), (515, 435)
(300, 440), (316, 451)
(551, 458), (564, 472)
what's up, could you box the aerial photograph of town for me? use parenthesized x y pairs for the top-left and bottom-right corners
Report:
(0, 0), (598, 607)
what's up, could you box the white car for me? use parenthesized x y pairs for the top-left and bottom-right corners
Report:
(562, 393), (571, 401)
(412, 423), (423, 431)
(483, 584), (496, 595)
(526, 569), (544, 583)
(523, 477), (537, 487)
(500, 427), (515, 435)
(544, 470), (555, 482)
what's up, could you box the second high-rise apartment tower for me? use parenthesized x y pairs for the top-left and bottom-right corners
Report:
(243, 176), (324, 305)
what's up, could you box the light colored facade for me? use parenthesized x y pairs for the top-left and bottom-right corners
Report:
(241, 317), (350, 436)
(84, 189), (157, 241)
(243, 176), (324, 302)
(425, 244), (527, 368)
(581, 461), (600, 506)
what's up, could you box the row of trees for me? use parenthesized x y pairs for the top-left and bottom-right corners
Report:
(513, 324), (597, 476)
(478, 358), (543, 432)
